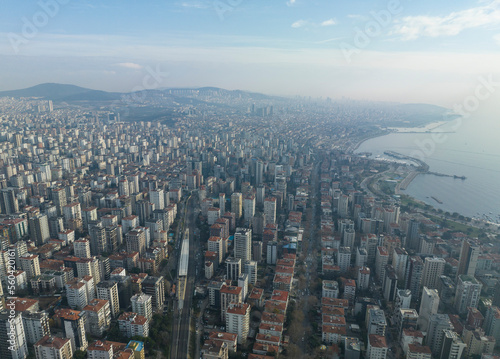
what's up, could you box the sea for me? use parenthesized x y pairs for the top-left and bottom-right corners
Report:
(355, 112), (500, 221)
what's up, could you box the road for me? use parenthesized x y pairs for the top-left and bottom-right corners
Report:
(300, 159), (321, 353)
(170, 195), (198, 359)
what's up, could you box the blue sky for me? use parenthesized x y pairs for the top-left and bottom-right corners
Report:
(1, 0), (500, 106)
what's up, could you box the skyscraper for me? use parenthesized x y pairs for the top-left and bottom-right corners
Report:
(483, 306), (500, 343)
(219, 193), (226, 214)
(454, 275), (482, 314)
(28, 214), (50, 246)
(263, 197), (277, 224)
(426, 314), (453, 356)
(439, 330), (466, 359)
(231, 192), (242, 219)
(149, 189), (164, 210)
(417, 287), (439, 332)
(0, 188), (19, 214)
(0, 311), (28, 359)
(421, 257), (445, 290)
(234, 227), (252, 262)
(456, 239), (480, 279)
(405, 256), (423, 299)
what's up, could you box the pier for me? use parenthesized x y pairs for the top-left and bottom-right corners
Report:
(385, 151), (466, 194)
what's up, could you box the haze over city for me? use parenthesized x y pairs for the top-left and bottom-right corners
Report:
(0, 2), (500, 359)
(1, 0), (500, 106)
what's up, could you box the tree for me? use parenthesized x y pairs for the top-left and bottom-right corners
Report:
(74, 351), (86, 359)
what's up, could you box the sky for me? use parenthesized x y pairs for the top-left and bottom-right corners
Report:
(1, 0), (500, 107)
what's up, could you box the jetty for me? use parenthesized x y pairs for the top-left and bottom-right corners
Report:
(383, 151), (466, 180)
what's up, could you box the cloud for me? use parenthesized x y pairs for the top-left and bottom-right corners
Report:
(291, 20), (307, 28)
(287, 0), (297, 6)
(179, 1), (210, 9)
(115, 63), (143, 70)
(321, 19), (336, 26)
(292, 18), (337, 28)
(392, 0), (500, 40)
(314, 37), (344, 44)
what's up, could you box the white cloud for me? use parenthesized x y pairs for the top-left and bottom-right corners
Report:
(392, 0), (500, 40)
(115, 62), (143, 70)
(291, 20), (307, 28)
(287, 0), (297, 6)
(321, 18), (336, 26)
(292, 18), (337, 28)
(180, 1), (210, 9)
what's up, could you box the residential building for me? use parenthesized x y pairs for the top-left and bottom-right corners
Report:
(97, 281), (120, 318)
(234, 228), (252, 262)
(367, 334), (388, 359)
(131, 293), (153, 321)
(421, 257), (445, 290)
(454, 275), (482, 314)
(0, 310), (28, 359)
(226, 303), (250, 345)
(83, 298), (111, 336)
(417, 287), (439, 333)
(34, 336), (73, 359)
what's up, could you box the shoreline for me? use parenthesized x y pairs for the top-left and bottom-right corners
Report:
(351, 120), (450, 154)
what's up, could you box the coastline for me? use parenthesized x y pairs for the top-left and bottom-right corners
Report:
(352, 125), (500, 231)
(350, 130), (389, 153)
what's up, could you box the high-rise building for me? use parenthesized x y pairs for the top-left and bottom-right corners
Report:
(454, 275), (482, 314)
(89, 222), (107, 256)
(243, 195), (255, 224)
(74, 239), (91, 258)
(131, 293), (153, 321)
(406, 256), (423, 299)
(0, 188), (19, 214)
(417, 287), (439, 332)
(421, 257), (445, 290)
(149, 189), (164, 210)
(337, 247), (351, 272)
(462, 325), (495, 358)
(367, 334), (388, 359)
(219, 193), (226, 215)
(28, 214), (50, 245)
(456, 239), (480, 279)
(0, 310), (28, 359)
(426, 314), (453, 356)
(234, 228), (252, 262)
(97, 281), (120, 318)
(226, 303), (250, 345)
(231, 192), (242, 219)
(83, 298), (111, 336)
(375, 246), (389, 282)
(256, 160), (264, 186)
(264, 197), (277, 224)
(483, 306), (500, 344)
(21, 311), (50, 345)
(392, 247), (408, 280)
(34, 336), (73, 359)
(357, 267), (370, 290)
(57, 308), (88, 352)
(406, 219), (420, 251)
(226, 257), (242, 281)
(126, 228), (147, 256)
(345, 337), (361, 359)
(19, 254), (41, 280)
(141, 276), (165, 311)
(439, 330), (466, 359)
(243, 260), (257, 285)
